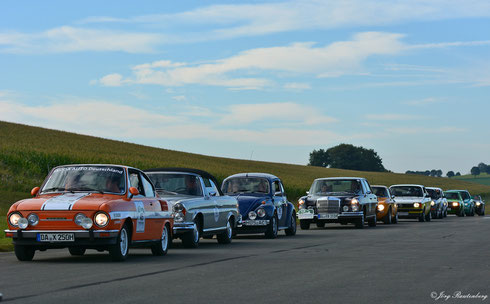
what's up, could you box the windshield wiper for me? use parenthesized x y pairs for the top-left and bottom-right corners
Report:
(42, 187), (67, 193)
(66, 187), (104, 194)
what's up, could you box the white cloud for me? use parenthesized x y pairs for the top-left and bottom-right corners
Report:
(0, 26), (163, 53)
(283, 82), (311, 90)
(404, 97), (444, 106)
(365, 114), (423, 121)
(99, 73), (124, 87)
(172, 95), (187, 102)
(388, 126), (466, 134)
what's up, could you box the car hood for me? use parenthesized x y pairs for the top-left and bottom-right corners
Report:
(235, 195), (269, 215)
(393, 197), (425, 203)
(156, 194), (199, 209)
(14, 193), (121, 211)
(306, 194), (356, 202)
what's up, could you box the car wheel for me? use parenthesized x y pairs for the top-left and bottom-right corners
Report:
(14, 245), (35, 261)
(478, 206), (485, 216)
(393, 210), (398, 224)
(285, 212), (297, 236)
(68, 247), (86, 256)
(182, 219), (200, 248)
(299, 219), (311, 230)
(151, 224), (169, 256)
(217, 218), (233, 244)
(425, 209), (431, 222)
(355, 215), (365, 229)
(109, 225), (130, 262)
(368, 215), (377, 227)
(316, 221), (325, 228)
(444, 208), (447, 217)
(383, 208), (392, 224)
(418, 210), (425, 222)
(265, 215), (278, 239)
(470, 207), (475, 216)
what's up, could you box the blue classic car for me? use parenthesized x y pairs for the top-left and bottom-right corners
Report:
(221, 173), (296, 238)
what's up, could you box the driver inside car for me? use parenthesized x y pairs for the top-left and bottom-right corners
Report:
(185, 175), (201, 196)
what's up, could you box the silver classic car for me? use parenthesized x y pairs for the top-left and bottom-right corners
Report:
(145, 168), (240, 248)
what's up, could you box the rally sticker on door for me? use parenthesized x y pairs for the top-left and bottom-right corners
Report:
(134, 201), (145, 233)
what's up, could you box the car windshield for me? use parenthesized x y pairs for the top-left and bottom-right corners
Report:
(427, 189), (442, 199)
(146, 173), (203, 196)
(390, 186), (423, 197)
(445, 192), (461, 200)
(41, 166), (126, 194)
(372, 187), (389, 198)
(222, 177), (270, 195)
(310, 179), (361, 195)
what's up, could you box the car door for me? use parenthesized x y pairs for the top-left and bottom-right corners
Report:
(202, 177), (221, 229)
(127, 169), (157, 240)
(139, 171), (163, 240)
(362, 179), (377, 216)
(272, 180), (288, 227)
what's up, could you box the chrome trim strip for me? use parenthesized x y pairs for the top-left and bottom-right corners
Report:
(202, 226), (227, 232)
(5, 229), (119, 238)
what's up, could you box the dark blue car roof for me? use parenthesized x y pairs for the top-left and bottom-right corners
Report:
(224, 172), (279, 181)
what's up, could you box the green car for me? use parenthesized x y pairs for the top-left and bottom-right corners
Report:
(445, 190), (476, 216)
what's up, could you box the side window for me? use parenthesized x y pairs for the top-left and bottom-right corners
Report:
(273, 180), (282, 195)
(203, 178), (220, 196)
(359, 180), (368, 194)
(279, 181), (286, 196)
(128, 170), (145, 196)
(364, 180), (373, 194)
(141, 173), (155, 198)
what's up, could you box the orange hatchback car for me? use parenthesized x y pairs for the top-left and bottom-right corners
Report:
(5, 164), (173, 261)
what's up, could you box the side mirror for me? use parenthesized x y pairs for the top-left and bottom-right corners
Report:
(31, 187), (40, 196)
(391, 195), (395, 199)
(274, 191), (283, 197)
(306, 191), (310, 195)
(209, 191), (217, 197)
(129, 187), (140, 198)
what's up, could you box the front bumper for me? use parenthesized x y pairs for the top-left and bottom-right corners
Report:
(172, 222), (196, 235)
(4, 229), (119, 247)
(300, 211), (364, 222)
(397, 209), (423, 218)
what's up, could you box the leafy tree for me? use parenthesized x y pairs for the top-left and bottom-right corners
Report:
(471, 166), (481, 177)
(436, 169), (443, 177)
(447, 171), (455, 178)
(308, 149), (329, 167)
(308, 144), (386, 172)
(455, 172), (461, 176)
(478, 162), (488, 173)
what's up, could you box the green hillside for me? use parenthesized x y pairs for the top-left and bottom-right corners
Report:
(453, 173), (490, 186)
(1, 120), (490, 251)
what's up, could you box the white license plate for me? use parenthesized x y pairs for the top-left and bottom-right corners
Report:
(37, 233), (74, 242)
(319, 213), (338, 219)
(297, 209), (314, 219)
(398, 212), (409, 216)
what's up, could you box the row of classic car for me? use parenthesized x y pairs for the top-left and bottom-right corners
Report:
(4, 164), (485, 261)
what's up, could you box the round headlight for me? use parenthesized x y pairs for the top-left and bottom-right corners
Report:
(298, 199), (305, 209)
(74, 213), (88, 226)
(94, 212), (109, 227)
(248, 211), (257, 220)
(173, 203), (185, 213)
(476, 202), (481, 206)
(27, 213), (39, 226)
(343, 205), (349, 212)
(18, 218), (29, 229)
(8, 213), (22, 227)
(174, 212), (184, 222)
(378, 204), (385, 211)
(452, 202), (458, 207)
(413, 203), (420, 208)
(351, 198), (359, 205)
(351, 204), (359, 212)
(256, 208), (266, 218)
(430, 201), (435, 206)
(81, 217), (93, 229)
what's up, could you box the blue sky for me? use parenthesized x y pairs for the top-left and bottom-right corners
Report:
(1, 0), (489, 174)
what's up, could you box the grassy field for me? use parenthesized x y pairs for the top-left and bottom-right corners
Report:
(1, 120), (489, 251)
(453, 173), (490, 186)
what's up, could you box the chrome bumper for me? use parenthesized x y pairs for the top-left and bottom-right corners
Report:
(242, 219), (270, 226)
(172, 222), (196, 235)
(4, 229), (119, 238)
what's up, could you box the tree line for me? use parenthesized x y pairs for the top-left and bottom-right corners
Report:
(308, 144), (386, 172)
(470, 162), (490, 177)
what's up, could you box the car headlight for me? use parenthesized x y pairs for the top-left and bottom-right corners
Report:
(298, 199), (305, 209)
(378, 204), (385, 211)
(94, 212), (109, 227)
(343, 205), (349, 212)
(8, 212), (22, 227)
(81, 217), (93, 229)
(18, 218), (29, 229)
(174, 212), (185, 222)
(430, 201), (435, 206)
(74, 213), (88, 226)
(350, 199), (359, 212)
(248, 211), (257, 220)
(452, 202), (458, 207)
(413, 203), (420, 208)
(173, 203), (185, 213)
(351, 198), (359, 205)
(476, 202), (481, 206)
(27, 213), (39, 226)
(256, 208), (266, 218)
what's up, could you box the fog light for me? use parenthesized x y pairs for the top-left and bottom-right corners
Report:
(257, 208), (266, 217)
(343, 206), (349, 212)
(378, 204), (385, 211)
(75, 213), (87, 226)
(351, 205), (359, 212)
(248, 211), (257, 220)
(27, 213), (39, 226)
(18, 218), (29, 229)
(81, 218), (93, 229)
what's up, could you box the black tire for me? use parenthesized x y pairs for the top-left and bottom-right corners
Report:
(14, 245), (35, 261)
(393, 210), (398, 224)
(217, 218), (233, 244)
(438, 208), (443, 219)
(299, 219), (310, 230)
(419, 210), (425, 222)
(151, 224), (170, 256)
(182, 219), (200, 248)
(368, 215), (377, 227)
(68, 247), (86, 256)
(478, 207), (485, 216)
(316, 221), (325, 228)
(109, 225), (130, 262)
(469, 207), (475, 216)
(355, 215), (365, 229)
(265, 215), (278, 239)
(285, 212), (297, 236)
(425, 209), (431, 222)
(382, 208), (392, 224)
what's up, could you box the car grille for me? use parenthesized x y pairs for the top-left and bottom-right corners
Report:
(317, 197), (340, 214)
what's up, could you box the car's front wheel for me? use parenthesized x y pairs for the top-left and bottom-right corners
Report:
(14, 245), (35, 261)
(151, 224), (169, 256)
(299, 219), (310, 230)
(109, 225), (130, 261)
(182, 219), (200, 248)
(419, 210), (425, 222)
(425, 209), (432, 222)
(285, 212), (297, 236)
(217, 218), (233, 244)
(69, 247), (86, 256)
(265, 215), (278, 239)
(382, 208), (392, 224)
(393, 210), (398, 224)
(355, 215), (365, 229)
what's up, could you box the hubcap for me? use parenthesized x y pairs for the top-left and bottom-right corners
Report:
(226, 220), (232, 238)
(193, 224), (199, 243)
(161, 226), (168, 251)
(120, 228), (128, 256)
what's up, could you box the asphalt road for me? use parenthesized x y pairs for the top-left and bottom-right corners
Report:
(1, 215), (489, 304)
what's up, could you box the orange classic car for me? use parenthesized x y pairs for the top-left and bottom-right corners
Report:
(5, 164), (173, 261)
(372, 185), (398, 224)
